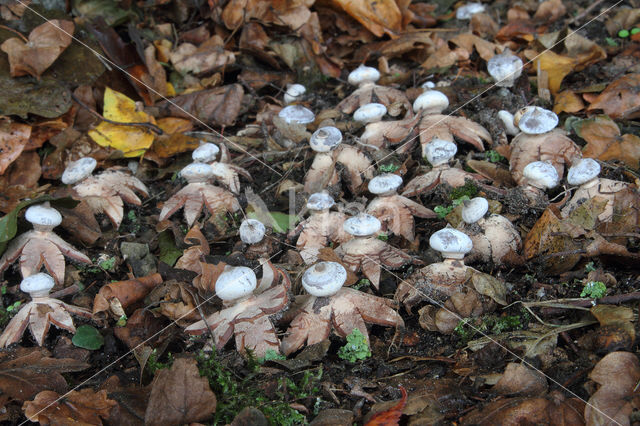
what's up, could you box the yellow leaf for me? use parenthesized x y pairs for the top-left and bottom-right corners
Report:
(534, 51), (576, 95)
(88, 88), (156, 157)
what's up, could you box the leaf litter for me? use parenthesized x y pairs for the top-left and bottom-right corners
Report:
(0, 0), (638, 424)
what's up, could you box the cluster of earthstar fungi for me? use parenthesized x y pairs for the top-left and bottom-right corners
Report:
(0, 61), (633, 360)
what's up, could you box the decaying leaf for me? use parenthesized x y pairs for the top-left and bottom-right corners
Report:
(574, 115), (640, 169)
(281, 287), (404, 355)
(0, 347), (89, 402)
(330, 0), (406, 38)
(492, 363), (548, 396)
(23, 388), (116, 425)
(88, 87), (156, 157)
(222, 0), (313, 31)
(337, 83), (411, 115)
(587, 74), (640, 119)
(155, 84), (244, 127)
(585, 351), (640, 425)
(461, 391), (585, 425)
(0, 118), (32, 175)
(93, 273), (163, 320)
(170, 36), (235, 75)
(1, 20), (74, 78)
(364, 386), (407, 426)
(175, 225), (210, 273)
(145, 357), (216, 426)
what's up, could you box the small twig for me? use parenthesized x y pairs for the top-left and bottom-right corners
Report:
(0, 24), (28, 42)
(71, 92), (164, 135)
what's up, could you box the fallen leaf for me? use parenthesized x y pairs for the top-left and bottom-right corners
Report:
(585, 352), (640, 425)
(533, 0), (566, 23)
(462, 391), (585, 425)
(451, 33), (499, 61)
(364, 386), (407, 425)
(589, 305), (635, 352)
(155, 84), (244, 127)
(149, 117), (199, 159)
(145, 357), (216, 426)
(93, 273), (163, 319)
(0, 151), (45, 213)
(170, 36), (235, 75)
(493, 363), (548, 396)
(331, 0), (403, 38)
(553, 90), (585, 114)
(1, 20), (74, 78)
(587, 74), (640, 119)
(88, 87), (156, 157)
(23, 388), (116, 424)
(574, 115), (640, 169)
(532, 50), (576, 95)
(0, 118), (31, 175)
(0, 347), (89, 402)
(221, 0), (312, 30)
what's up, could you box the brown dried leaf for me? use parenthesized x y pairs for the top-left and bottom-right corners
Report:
(451, 33), (499, 61)
(587, 74), (640, 119)
(524, 206), (582, 274)
(461, 391), (585, 425)
(1, 20), (74, 78)
(575, 116), (640, 169)
(533, 0), (566, 23)
(170, 36), (235, 75)
(145, 357), (216, 426)
(0, 347), (89, 402)
(553, 90), (585, 114)
(586, 352), (640, 426)
(155, 84), (244, 127)
(222, 0), (312, 30)
(0, 151), (44, 213)
(175, 225), (210, 273)
(493, 363), (548, 396)
(93, 274), (163, 318)
(23, 388), (116, 425)
(331, 0), (403, 38)
(0, 119), (32, 175)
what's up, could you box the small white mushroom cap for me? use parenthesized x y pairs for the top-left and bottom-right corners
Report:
(368, 174), (403, 195)
(567, 158), (600, 186)
(278, 105), (315, 124)
(61, 157), (97, 185)
(348, 64), (380, 86)
(523, 161), (560, 190)
(192, 143), (220, 163)
(309, 126), (342, 153)
(487, 51), (523, 88)
(343, 213), (381, 237)
(424, 139), (457, 166)
(301, 261), (347, 297)
(20, 273), (55, 298)
(421, 81), (436, 89)
(516, 106), (558, 134)
(497, 110), (520, 136)
(215, 266), (257, 301)
(456, 2), (485, 19)
(461, 197), (489, 224)
(353, 103), (387, 123)
(180, 162), (214, 183)
(284, 84), (306, 105)
(429, 228), (473, 259)
(25, 204), (62, 228)
(413, 90), (449, 114)
(239, 219), (266, 244)
(307, 192), (335, 211)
